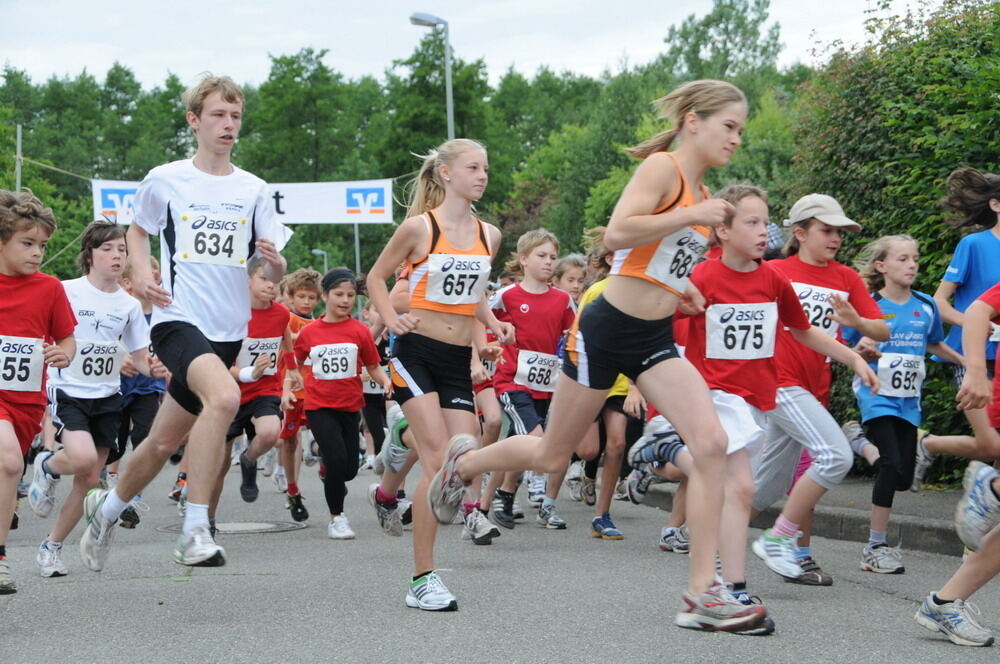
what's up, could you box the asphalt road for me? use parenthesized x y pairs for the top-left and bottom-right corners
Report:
(2, 459), (996, 663)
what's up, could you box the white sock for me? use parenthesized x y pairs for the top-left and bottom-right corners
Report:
(183, 502), (210, 536)
(101, 489), (129, 523)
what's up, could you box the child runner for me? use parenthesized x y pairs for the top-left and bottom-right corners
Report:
(30, 221), (152, 578)
(914, 282), (1000, 647)
(751, 193), (889, 583)
(366, 138), (512, 611)
(79, 74), (288, 571)
(285, 268), (389, 539)
(0, 190), (76, 593)
(846, 235), (961, 573)
(550, 254), (587, 500)
(430, 80), (771, 633)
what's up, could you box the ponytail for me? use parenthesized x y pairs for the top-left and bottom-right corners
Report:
(406, 138), (487, 218)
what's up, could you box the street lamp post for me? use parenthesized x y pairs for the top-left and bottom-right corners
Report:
(311, 248), (328, 274)
(410, 12), (454, 140)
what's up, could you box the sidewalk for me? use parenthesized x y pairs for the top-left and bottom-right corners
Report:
(643, 475), (966, 556)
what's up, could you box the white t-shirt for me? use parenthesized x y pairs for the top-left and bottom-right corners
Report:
(133, 159), (291, 342)
(48, 277), (150, 400)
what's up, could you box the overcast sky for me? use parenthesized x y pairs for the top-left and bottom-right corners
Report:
(4, 0), (935, 89)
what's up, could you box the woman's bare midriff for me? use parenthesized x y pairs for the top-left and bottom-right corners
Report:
(603, 275), (680, 321)
(405, 307), (475, 347)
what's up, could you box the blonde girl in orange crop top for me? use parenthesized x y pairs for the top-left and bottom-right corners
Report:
(434, 80), (772, 634)
(365, 138), (512, 612)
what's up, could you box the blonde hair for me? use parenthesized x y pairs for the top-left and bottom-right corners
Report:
(0, 189), (56, 242)
(283, 267), (322, 296)
(182, 73), (244, 118)
(123, 257), (159, 281)
(714, 183), (768, 227)
(504, 228), (560, 274)
(554, 253), (586, 280)
(856, 234), (918, 292)
(627, 80), (746, 159)
(406, 139), (487, 218)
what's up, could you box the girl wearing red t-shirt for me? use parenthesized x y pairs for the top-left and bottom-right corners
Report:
(287, 269), (389, 540)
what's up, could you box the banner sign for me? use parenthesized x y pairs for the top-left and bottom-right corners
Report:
(92, 178), (394, 225)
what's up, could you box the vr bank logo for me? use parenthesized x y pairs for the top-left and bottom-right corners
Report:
(346, 188), (385, 215)
(100, 187), (137, 221)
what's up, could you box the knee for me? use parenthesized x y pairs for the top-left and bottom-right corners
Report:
(202, 384), (241, 418)
(826, 451), (853, 483)
(67, 446), (99, 474)
(0, 449), (23, 478)
(691, 427), (728, 469)
(727, 474), (757, 507)
(534, 448), (571, 475)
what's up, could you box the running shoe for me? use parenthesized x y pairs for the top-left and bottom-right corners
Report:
(363, 454), (375, 470)
(368, 483), (403, 537)
(860, 544), (905, 574)
(729, 586), (776, 636)
(463, 509), (500, 544)
(173, 526), (226, 566)
(785, 556), (833, 586)
(169, 446), (184, 465)
(79, 489), (117, 572)
(566, 460), (584, 501)
(97, 467), (109, 491)
(537, 504), (568, 529)
(910, 429), (933, 492)
(0, 560), (15, 594)
(302, 429), (320, 467)
(273, 468), (288, 494)
(405, 571), (458, 611)
(512, 500), (525, 520)
(427, 434), (476, 524)
(613, 477), (629, 501)
(287, 493), (309, 522)
(751, 530), (803, 580)
(17, 481), (28, 499)
(581, 477), (597, 506)
(659, 526), (690, 553)
(490, 491), (516, 530)
(261, 447), (277, 476)
(675, 582), (767, 633)
(626, 465), (664, 504)
(119, 498), (149, 530)
(956, 461), (1000, 551)
(527, 472), (547, 507)
(627, 419), (685, 467)
(167, 476), (186, 502)
(28, 451), (60, 518)
(37, 540), (68, 578)
(239, 450), (260, 503)
(915, 594), (994, 647)
(841, 421), (870, 458)
(177, 490), (187, 517)
(230, 436), (245, 466)
(377, 406), (412, 474)
(10, 509), (18, 531)
(590, 513), (624, 540)
(400, 498), (413, 526)
(328, 515), (355, 540)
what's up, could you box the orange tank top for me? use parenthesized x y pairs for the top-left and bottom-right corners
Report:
(609, 152), (711, 296)
(408, 211), (493, 317)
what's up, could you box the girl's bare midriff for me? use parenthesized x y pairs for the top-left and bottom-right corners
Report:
(406, 306), (475, 347)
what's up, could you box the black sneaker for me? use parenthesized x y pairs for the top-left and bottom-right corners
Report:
(119, 505), (140, 529)
(169, 445), (185, 465)
(490, 491), (516, 530)
(400, 499), (413, 526)
(239, 451), (259, 503)
(288, 494), (309, 522)
(10, 510), (18, 530)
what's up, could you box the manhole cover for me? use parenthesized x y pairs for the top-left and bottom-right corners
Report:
(156, 521), (307, 535)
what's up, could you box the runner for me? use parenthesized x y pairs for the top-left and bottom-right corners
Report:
(285, 268), (389, 539)
(0, 189), (76, 593)
(30, 221), (153, 577)
(845, 235), (961, 574)
(365, 138), (512, 610)
(429, 80), (770, 632)
(78, 74), (288, 570)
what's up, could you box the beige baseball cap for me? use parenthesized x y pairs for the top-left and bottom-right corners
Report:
(783, 193), (861, 231)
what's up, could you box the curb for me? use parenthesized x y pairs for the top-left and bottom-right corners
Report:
(643, 483), (964, 557)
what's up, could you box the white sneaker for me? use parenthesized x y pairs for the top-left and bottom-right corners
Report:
(274, 468), (288, 493)
(860, 544), (904, 574)
(405, 571), (458, 611)
(462, 509), (500, 544)
(28, 451), (60, 518)
(565, 460), (584, 501)
(302, 429), (320, 467)
(173, 526), (226, 566)
(79, 489), (117, 572)
(231, 436), (245, 467)
(364, 454), (375, 470)
(527, 472), (547, 507)
(37, 541), (68, 577)
(328, 515), (356, 539)
(0, 559), (15, 594)
(261, 448), (277, 477)
(751, 529), (803, 579)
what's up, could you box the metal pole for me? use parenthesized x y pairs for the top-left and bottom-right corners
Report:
(15, 124), (22, 192)
(443, 23), (455, 140)
(354, 224), (361, 275)
(323, 253), (328, 274)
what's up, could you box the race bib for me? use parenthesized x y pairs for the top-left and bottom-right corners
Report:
(175, 208), (250, 267)
(481, 358), (496, 376)
(235, 336), (282, 376)
(645, 226), (709, 293)
(877, 352), (925, 398)
(362, 372), (384, 394)
(310, 343), (358, 381)
(990, 323), (1000, 343)
(0, 335), (43, 392)
(514, 350), (560, 392)
(67, 340), (125, 384)
(705, 302), (778, 360)
(424, 253), (491, 306)
(791, 282), (847, 338)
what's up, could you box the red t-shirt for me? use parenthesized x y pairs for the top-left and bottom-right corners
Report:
(235, 301), (290, 404)
(0, 271), (77, 406)
(294, 317), (380, 412)
(280, 311), (315, 399)
(683, 259), (810, 411)
(977, 283), (1000, 427)
(770, 255), (882, 404)
(491, 284), (576, 399)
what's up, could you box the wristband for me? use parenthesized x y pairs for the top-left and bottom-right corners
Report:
(285, 355), (298, 370)
(238, 366), (258, 383)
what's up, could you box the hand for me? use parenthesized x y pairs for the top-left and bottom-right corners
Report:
(281, 391), (297, 411)
(479, 345), (504, 363)
(687, 199), (735, 227)
(854, 337), (881, 363)
(493, 321), (516, 345)
(149, 356), (169, 379)
(42, 342), (71, 369)
(679, 283), (706, 315)
(956, 368), (992, 411)
(379, 374), (394, 397)
(132, 269), (172, 308)
(470, 361), (489, 385)
(828, 294), (862, 329)
(252, 352), (271, 380)
(386, 313), (420, 336)
(286, 369), (303, 393)
(623, 387), (646, 419)
(853, 355), (880, 394)
(254, 238), (283, 268)
(120, 354), (139, 377)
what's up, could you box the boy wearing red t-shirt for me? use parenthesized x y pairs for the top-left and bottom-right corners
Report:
(0, 190), (76, 594)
